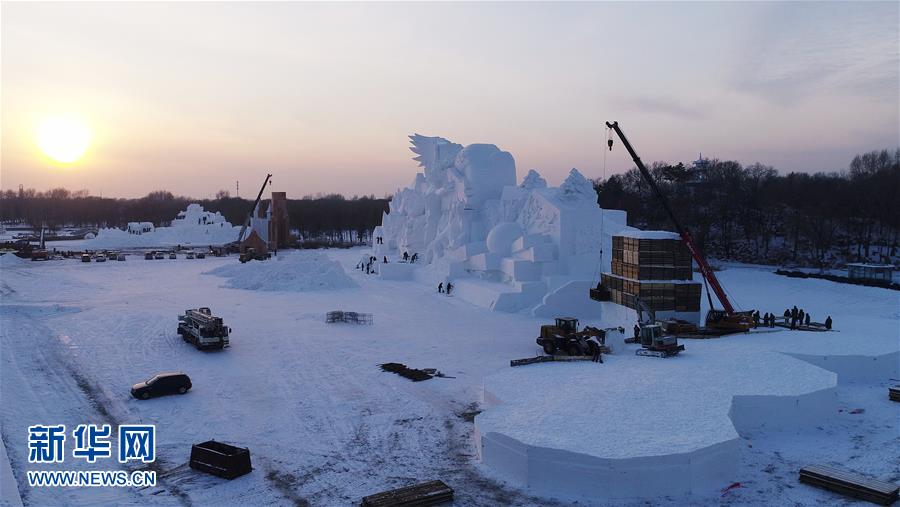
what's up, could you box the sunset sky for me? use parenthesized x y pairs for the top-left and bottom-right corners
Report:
(2, 1), (898, 199)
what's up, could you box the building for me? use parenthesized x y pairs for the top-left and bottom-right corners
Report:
(846, 263), (894, 282)
(596, 230), (702, 324)
(268, 192), (289, 250)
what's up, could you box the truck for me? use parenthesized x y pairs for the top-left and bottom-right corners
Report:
(177, 307), (231, 350)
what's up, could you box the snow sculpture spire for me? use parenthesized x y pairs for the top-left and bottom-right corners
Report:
(408, 134), (463, 186)
(558, 168), (595, 201)
(520, 169), (548, 189)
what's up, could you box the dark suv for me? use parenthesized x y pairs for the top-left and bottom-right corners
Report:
(131, 372), (192, 400)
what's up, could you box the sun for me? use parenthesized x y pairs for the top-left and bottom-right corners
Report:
(35, 116), (92, 164)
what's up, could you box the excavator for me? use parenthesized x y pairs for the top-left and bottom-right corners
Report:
(604, 121), (754, 332)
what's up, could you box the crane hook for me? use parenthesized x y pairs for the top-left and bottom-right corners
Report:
(607, 138), (614, 151)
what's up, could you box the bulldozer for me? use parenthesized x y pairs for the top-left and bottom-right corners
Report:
(536, 317), (609, 356)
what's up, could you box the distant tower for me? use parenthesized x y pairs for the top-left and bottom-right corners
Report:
(236, 180), (240, 198)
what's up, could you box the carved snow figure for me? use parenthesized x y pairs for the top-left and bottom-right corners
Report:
(375, 135), (629, 315)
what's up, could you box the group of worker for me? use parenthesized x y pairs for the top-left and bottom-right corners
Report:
(436, 282), (454, 295)
(402, 251), (419, 263)
(776, 306), (833, 330)
(759, 311), (778, 328)
(356, 256), (379, 274)
(375, 236), (384, 244)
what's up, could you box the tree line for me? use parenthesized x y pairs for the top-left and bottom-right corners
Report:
(0, 188), (390, 245)
(595, 148), (899, 268)
(3, 148), (897, 266)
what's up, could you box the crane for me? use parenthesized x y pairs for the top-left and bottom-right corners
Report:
(236, 173), (272, 243)
(605, 121), (753, 331)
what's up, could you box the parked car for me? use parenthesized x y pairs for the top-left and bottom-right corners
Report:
(81, 253), (91, 262)
(169, 252), (177, 260)
(117, 253), (126, 261)
(186, 251), (195, 259)
(95, 254), (107, 263)
(196, 252), (206, 259)
(131, 372), (192, 400)
(145, 252), (154, 260)
(154, 252), (165, 260)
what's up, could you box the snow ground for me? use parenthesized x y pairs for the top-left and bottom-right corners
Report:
(1, 250), (898, 506)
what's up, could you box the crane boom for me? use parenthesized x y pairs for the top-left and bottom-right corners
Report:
(605, 121), (736, 315)
(237, 173), (273, 243)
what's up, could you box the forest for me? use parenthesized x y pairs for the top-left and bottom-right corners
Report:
(596, 149), (899, 268)
(1, 148), (897, 267)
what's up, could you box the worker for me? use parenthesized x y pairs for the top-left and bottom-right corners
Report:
(585, 336), (603, 363)
(762, 312), (769, 327)
(438, 282), (444, 293)
(383, 256), (388, 263)
(783, 309), (790, 319)
(403, 251), (409, 261)
(446, 282), (453, 295)
(798, 309), (805, 326)
(825, 316), (833, 330)
(411, 253), (419, 263)
(804, 313), (810, 326)
(753, 311), (760, 327)
(633, 324), (641, 341)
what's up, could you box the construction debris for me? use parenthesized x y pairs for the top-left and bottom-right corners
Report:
(379, 363), (450, 382)
(510, 355), (597, 367)
(799, 464), (898, 505)
(361, 480), (453, 507)
(326, 311), (374, 325)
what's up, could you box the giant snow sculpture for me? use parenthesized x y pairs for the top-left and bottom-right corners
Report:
(374, 135), (630, 314)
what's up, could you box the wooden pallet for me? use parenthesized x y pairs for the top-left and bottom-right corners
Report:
(889, 386), (900, 402)
(361, 480), (453, 507)
(799, 464), (898, 505)
(510, 353), (607, 367)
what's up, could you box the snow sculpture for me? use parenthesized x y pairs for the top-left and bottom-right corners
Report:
(88, 204), (241, 248)
(375, 134), (630, 314)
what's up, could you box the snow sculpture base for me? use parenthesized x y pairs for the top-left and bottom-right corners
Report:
(474, 338), (842, 502)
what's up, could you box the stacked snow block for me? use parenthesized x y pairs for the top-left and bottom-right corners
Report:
(599, 233), (702, 322)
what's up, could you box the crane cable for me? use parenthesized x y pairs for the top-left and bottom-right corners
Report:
(593, 126), (613, 286)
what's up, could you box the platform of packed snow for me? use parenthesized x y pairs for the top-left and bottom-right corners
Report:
(82, 203), (241, 248)
(373, 134), (632, 314)
(204, 251), (357, 292)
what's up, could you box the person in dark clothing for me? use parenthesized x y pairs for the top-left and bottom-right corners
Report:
(804, 313), (810, 326)
(634, 324), (641, 341)
(798, 309), (805, 325)
(770, 314), (776, 327)
(586, 335), (603, 363)
(403, 251), (409, 261)
(791, 306), (798, 320)
(383, 256), (388, 263)
(825, 316), (832, 330)
(784, 309), (790, 319)
(753, 311), (761, 327)
(411, 253), (418, 263)
(446, 282), (453, 295)
(438, 282), (444, 293)
(762, 312), (769, 327)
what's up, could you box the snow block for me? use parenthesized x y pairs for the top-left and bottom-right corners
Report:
(531, 280), (605, 320)
(468, 252), (501, 271)
(511, 233), (550, 253)
(500, 258), (540, 282)
(784, 351), (900, 383)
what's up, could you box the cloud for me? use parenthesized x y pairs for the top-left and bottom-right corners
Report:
(619, 96), (707, 120)
(729, 2), (899, 106)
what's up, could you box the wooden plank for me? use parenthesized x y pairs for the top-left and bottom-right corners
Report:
(799, 465), (899, 505)
(362, 480), (453, 507)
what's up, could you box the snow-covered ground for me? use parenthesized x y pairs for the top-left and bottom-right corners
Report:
(1, 250), (897, 506)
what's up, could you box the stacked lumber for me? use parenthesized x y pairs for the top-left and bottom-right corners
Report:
(599, 235), (702, 314)
(361, 480), (453, 507)
(799, 464), (898, 505)
(510, 354), (606, 367)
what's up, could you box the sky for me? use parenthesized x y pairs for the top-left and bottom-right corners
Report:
(2, 1), (898, 199)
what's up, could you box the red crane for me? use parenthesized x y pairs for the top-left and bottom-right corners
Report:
(605, 121), (753, 331)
